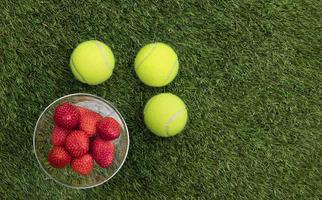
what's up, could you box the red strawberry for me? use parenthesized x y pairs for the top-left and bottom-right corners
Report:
(97, 117), (121, 140)
(51, 126), (69, 146)
(54, 103), (80, 129)
(91, 138), (114, 168)
(65, 130), (89, 157)
(71, 154), (94, 175)
(48, 146), (71, 168)
(78, 106), (92, 116)
(79, 110), (102, 137)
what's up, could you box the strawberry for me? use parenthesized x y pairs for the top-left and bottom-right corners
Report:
(77, 106), (92, 116)
(48, 146), (71, 168)
(65, 130), (89, 157)
(51, 126), (69, 146)
(97, 117), (121, 140)
(54, 103), (80, 129)
(91, 138), (115, 168)
(79, 109), (102, 137)
(71, 154), (94, 175)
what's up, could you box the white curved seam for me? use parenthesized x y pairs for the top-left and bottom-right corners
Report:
(135, 43), (158, 72)
(71, 58), (87, 82)
(164, 108), (185, 136)
(143, 99), (153, 115)
(95, 41), (111, 71)
(163, 58), (178, 84)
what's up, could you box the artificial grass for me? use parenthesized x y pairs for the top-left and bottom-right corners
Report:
(0, 0), (321, 199)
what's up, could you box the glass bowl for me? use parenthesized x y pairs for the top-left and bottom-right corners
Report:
(33, 93), (129, 189)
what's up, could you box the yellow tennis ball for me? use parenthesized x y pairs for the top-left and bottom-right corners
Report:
(144, 93), (188, 137)
(70, 40), (115, 85)
(134, 43), (179, 87)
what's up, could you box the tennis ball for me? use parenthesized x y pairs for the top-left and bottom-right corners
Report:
(70, 40), (115, 85)
(144, 93), (188, 137)
(134, 43), (179, 87)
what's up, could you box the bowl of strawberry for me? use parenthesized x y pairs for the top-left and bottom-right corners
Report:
(33, 93), (129, 188)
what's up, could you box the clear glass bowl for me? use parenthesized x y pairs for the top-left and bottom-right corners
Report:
(33, 93), (129, 189)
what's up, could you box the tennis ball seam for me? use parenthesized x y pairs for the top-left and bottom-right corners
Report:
(162, 58), (179, 85)
(135, 43), (158, 72)
(70, 58), (87, 83)
(95, 41), (112, 72)
(164, 108), (186, 136)
(143, 99), (154, 115)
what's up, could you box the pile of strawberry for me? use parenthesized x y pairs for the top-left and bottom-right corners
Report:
(47, 102), (121, 175)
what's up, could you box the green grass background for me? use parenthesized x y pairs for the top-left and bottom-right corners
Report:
(0, 0), (321, 199)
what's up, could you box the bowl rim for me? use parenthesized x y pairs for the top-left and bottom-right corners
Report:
(33, 93), (130, 189)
